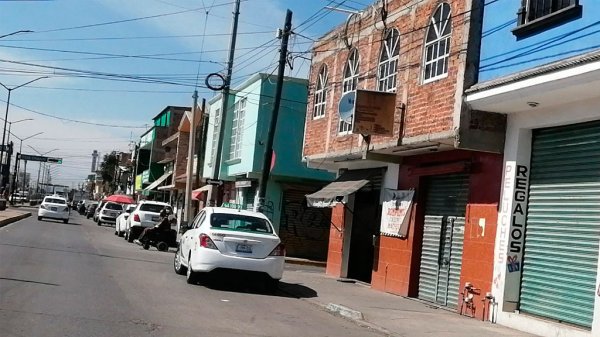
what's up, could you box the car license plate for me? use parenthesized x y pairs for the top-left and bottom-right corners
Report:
(152, 216), (159, 221)
(235, 244), (252, 253)
(51, 207), (57, 211)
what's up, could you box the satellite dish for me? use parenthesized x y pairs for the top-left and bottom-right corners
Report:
(338, 91), (356, 124)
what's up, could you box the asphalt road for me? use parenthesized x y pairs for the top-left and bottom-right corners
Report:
(0, 212), (384, 337)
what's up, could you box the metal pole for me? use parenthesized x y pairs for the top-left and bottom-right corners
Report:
(257, 9), (293, 212)
(195, 98), (207, 189)
(0, 90), (11, 187)
(35, 162), (41, 194)
(184, 91), (199, 224)
(22, 160), (27, 203)
(10, 151), (18, 203)
(209, 0), (241, 204)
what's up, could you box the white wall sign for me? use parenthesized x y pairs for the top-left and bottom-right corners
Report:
(380, 189), (414, 237)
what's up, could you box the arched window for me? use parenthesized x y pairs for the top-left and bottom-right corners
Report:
(340, 49), (359, 134)
(377, 28), (400, 92)
(313, 65), (328, 119)
(423, 3), (451, 82)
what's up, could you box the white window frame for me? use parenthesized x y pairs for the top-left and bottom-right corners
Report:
(377, 28), (400, 93)
(423, 3), (452, 84)
(339, 48), (359, 135)
(313, 65), (328, 119)
(209, 107), (220, 166)
(229, 98), (246, 160)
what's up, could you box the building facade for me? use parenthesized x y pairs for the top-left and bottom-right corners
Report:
(303, 0), (505, 318)
(466, 0), (600, 335)
(134, 106), (188, 201)
(203, 73), (335, 260)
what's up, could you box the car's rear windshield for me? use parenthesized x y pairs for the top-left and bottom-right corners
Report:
(44, 198), (66, 204)
(105, 203), (123, 210)
(140, 204), (171, 213)
(209, 213), (273, 234)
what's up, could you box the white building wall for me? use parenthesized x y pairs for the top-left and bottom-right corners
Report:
(493, 96), (600, 337)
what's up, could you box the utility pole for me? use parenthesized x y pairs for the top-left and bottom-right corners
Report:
(208, 0), (241, 206)
(257, 10), (293, 213)
(196, 98), (208, 188)
(184, 90), (199, 225)
(10, 152), (19, 203)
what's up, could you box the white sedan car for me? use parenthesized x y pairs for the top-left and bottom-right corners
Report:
(38, 195), (70, 223)
(115, 204), (136, 237)
(174, 207), (285, 291)
(125, 201), (171, 242)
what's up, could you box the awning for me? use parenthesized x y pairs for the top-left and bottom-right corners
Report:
(306, 169), (381, 208)
(192, 185), (211, 200)
(143, 171), (173, 192)
(157, 184), (175, 191)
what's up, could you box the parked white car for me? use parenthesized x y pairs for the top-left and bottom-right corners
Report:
(96, 201), (125, 226)
(125, 201), (171, 243)
(174, 207), (285, 291)
(38, 195), (70, 223)
(115, 204), (136, 237)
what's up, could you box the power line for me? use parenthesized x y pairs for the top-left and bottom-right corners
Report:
(0, 98), (148, 129)
(0, 31), (273, 42)
(31, 1), (244, 34)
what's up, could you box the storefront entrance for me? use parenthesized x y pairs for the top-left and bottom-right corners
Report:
(519, 121), (600, 328)
(418, 173), (469, 308)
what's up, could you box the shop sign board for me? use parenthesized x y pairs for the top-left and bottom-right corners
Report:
(380, 189), (414, 237)
(353, 89), (396, 136)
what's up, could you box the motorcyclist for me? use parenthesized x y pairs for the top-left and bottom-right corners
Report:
(135, 208), (174, 245)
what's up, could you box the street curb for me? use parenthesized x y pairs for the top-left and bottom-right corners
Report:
(284, 257), (327, 267)
(325, 303), (364, 320)
(0, 212), (31, 228)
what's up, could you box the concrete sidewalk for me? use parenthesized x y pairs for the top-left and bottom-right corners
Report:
(0, 208), (32, 228)
(280, 265), (535, 337)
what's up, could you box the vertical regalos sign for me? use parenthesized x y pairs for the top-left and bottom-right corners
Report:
(380, 189), (414, 237)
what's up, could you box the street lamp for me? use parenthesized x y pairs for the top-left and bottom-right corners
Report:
(9, 131), (43, 203)
(0, 76), (47, 188)
(27, 145), (58, 195)
(7, 118), (33, 146)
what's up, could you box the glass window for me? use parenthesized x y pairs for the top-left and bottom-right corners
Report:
(193, 211), (206, 229)
(140, 203), (171, 213)
(340, 49), (359, 135)
(423, 3), (451, 83)
(229, 98), (246, 160)
(44, 198), (66, 204)
(210, 213), (273, 234)
(313, 65), (328, 119)
(377, 29), (400, 92)
(104, 202), (124, 210)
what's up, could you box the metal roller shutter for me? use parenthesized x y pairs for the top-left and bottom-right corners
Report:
(418, 173), (469, 308)
(520, 121), (600, 328)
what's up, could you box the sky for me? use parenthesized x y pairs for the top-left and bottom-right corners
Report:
(0, 0), (366, 188)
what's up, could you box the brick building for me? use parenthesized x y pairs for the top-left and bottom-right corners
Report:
(304, 0), (505, 319)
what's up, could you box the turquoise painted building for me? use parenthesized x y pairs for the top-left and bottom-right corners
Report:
(466, 1), (600, 335)
(202, 73), (334, 260)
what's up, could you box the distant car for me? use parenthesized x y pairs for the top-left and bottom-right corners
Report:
(38, 195), (70, 224)
(115, 204), (136, 237)
(93, 200), (107, 222)
(125, 201), (171, 243)
(97, 202), (125, 226)
(174, 207), (285, 290)
(86, 203), (98, 219)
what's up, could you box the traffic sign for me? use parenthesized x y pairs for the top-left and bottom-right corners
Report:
(206, 179), (223, 186)
(47, 157), (63, 164)
(19, 154), (48, 162)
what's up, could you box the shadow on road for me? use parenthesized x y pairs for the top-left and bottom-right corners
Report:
(192, 271), (318, 298)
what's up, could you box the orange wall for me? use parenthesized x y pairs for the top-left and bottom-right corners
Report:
(371, 150), (503, 306)
(325, 204), (344, 277)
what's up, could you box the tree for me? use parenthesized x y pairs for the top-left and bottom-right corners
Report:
(99, 152), (119, 194)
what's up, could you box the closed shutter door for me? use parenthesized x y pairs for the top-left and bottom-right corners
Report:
(280, 189), (331, 260)
(418, 173), (469, 308)
(520, 121), (600, 328)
